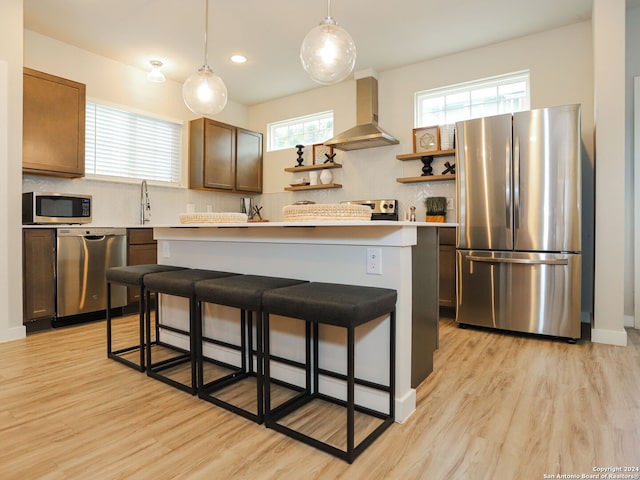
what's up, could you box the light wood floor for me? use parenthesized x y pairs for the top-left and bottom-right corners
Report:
(1, 316), (638, 479)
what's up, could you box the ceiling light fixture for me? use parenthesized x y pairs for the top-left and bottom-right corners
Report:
(300, 0), (356, 85)
(182, 0), (227, 115)
(147, 60), (166, 83)
(230, 54), (247, 64)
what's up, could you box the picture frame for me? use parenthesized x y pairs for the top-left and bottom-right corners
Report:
(413, 126), (440, 153)
(438, 124), (456, 150)
(312, 143), (335, 165)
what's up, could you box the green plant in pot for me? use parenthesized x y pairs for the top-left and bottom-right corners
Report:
(424, 196), (447, 222)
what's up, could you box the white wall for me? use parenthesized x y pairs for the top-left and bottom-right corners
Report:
(0, 0), (25, 342)
(23, 30), (252, 225)
(591, 0), (627, 345)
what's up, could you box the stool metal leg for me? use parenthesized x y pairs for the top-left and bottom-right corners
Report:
(347, 324), (355, 462)
(138, 285), (146, 370)
(106, 282), (113, 358)
(264, 312), (272, 420)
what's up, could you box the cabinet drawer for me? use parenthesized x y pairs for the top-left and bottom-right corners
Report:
(128, 228), (155, 245)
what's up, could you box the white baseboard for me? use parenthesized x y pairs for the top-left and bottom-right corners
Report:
(591, 327), (628, 346)
(0, 324), (26, 343)
(624, 314), (635, 328)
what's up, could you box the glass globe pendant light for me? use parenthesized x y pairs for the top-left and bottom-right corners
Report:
(183, 0), (227, 115)
(300, 0), (357, 85)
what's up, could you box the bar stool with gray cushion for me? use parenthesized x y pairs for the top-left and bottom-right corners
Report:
(262, 282), (397, 464)
(106, 264), (186, 372)
(194, 275), (307, 424)
(143, 268), (239, 394)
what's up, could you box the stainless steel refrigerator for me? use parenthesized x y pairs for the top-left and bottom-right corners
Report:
(455, 104), (582, 340)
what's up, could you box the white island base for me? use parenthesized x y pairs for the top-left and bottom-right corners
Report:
(153, 221), (453, 423)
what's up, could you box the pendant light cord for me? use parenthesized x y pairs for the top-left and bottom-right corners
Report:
(326, 0), (332, 20)
(203, 0), (209, 66)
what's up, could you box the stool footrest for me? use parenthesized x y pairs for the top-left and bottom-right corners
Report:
(316, 368), (393, 394)
(149, 353), (191, 372)
(202, 335), (243, 353)
(268, 392), (314, 420)
(200, 370), (250, 393)
(108, 352), (145, 372)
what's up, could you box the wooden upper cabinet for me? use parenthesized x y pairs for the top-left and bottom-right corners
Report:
(22, 68), (86, 177)
(236, 127), (263, 193)
(203, 119), (235, 190)
(189, 117), (262, 193)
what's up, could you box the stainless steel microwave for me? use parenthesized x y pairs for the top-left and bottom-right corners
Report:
(22, 192), (92, 224)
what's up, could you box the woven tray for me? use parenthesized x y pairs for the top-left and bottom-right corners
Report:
(283, 203), (372, 222)
(179, 212), (248, 224)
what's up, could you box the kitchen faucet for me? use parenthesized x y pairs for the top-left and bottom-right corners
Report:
(140, 180), (151, 224)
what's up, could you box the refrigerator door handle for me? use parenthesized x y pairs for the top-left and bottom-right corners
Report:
(513, 134), (520, 233)
(505, 136), (512, 232)
(466, 255), (568, 266)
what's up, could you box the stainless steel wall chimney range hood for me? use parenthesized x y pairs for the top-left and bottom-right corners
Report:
(324, 74), (399, 151)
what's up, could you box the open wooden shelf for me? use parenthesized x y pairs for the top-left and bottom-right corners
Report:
(284, 162), (342, 173)
(396, 149), (456, 160)
(396, 174), (456, 184)
(284, 183), (342, 192)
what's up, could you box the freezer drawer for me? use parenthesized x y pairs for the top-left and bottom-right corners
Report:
(456, 250), (581, 339)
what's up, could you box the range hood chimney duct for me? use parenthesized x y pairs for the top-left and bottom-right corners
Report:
(324, 73), (399, 151)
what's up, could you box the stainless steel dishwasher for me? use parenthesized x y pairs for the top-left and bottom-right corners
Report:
(56, 227), (127, 319)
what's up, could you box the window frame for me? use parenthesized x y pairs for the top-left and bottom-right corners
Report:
(84, 99), (183, 186)
(414, 70), (531, 128)
(267, 110), (334, 152)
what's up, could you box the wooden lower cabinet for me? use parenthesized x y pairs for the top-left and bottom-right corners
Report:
(23, 229), (56, 328)
(439, 227), (456, 310)
(127, 228), (157, 304)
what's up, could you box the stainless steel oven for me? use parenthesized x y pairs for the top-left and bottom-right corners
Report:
(341, 199), (398, 221)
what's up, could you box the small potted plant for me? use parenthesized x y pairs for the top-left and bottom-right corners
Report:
(424, 196), (447, 222)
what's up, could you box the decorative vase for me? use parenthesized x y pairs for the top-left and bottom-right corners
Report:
(319, 169), (333, 184)
(309, 171), (320, 185)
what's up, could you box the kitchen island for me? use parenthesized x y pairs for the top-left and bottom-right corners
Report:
(153, 220), (456, 423)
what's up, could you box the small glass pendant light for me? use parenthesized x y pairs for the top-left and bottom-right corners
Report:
(183, 0), (227, 115)
(147, 60), (166, 83)
(300, 0), (357, 85)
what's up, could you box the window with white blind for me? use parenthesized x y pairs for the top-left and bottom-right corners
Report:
(268, 111), (333, 152)
(415, 71), (530, 127)
(85, 102), (182, 184)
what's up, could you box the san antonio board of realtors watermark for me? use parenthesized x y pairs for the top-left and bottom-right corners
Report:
(543, 466), (640, 479)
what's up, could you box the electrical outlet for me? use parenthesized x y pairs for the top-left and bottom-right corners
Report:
(366, 247), (382, 275)
(162, 242), (170, 258)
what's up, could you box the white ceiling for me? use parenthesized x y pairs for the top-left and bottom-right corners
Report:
(22, 0), (638, 106)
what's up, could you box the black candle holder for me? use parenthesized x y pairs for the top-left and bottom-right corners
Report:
(420, 155), (434, 176)
(295, 144), (305, 167)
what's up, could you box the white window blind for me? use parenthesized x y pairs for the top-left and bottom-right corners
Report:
(268, 110), (333, 152)
(85, 102), (182, 184)
(415, 71), (530, 127)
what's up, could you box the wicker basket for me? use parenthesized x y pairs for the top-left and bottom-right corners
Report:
(283, 203), (372, 222)
(179, 212), (248, 224)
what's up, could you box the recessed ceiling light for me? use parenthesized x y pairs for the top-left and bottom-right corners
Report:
(230, 54), (247, 64)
